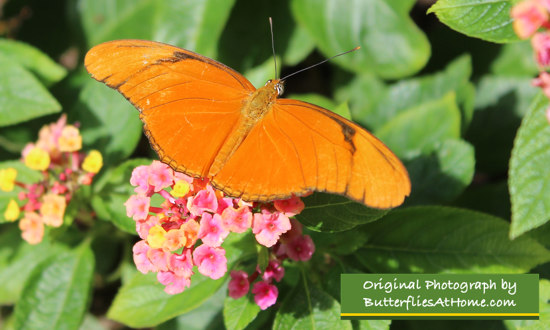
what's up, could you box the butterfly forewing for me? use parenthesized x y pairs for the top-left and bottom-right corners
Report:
(85, 40), (255, 177)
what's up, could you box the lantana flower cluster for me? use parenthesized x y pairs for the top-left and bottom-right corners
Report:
(511, 0), (550, 122)
(1, 115), (103, 244)
(126, 161), (315, 310)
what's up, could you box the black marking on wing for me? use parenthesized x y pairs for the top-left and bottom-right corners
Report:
(330, 116), (357, 155)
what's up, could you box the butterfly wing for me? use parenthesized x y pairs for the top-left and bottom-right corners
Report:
(211, 99), (411, 208)
(85, 39), (256, 178)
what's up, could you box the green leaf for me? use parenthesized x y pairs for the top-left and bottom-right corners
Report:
(296, 193), (388, 233)
(0, 161), (42, 223)
(107, 233), (254, 327)
(91, 158), (152, 233)
(13, 243), (95, 330)
(78, 0), (235, 57)
(0, 53), (61, 127)
(309, 229), (369, 255)
(274, 273), (351, 329)
(428, 0), (519, 43)
(217, 0), (301, 75)
(356, 206), (550, 273)
(355, 320), (392, 330)
(159, 284), (226, 330)
(80, 314), (108, 330)
(223, 295), (260, 330)
(334, 73), (386, 128)
(509, 94), (550, 238)
(491, 41), (539, 76)
(453, 181), (511, 220)
(504, 279), (550, 329)
(405, 139), (475, 205)
(108, 272), (226, 327)
(73, 79), (142, 165)
(151, 0), (236, 58)
(360, 55), (473, 130)
(0, 39), (67, 86)
(374, 92), (461, 159)
(0, 230), (69, 304)
(467, 75), (538, 174)
(291, 0), (430, 78)
(283, 24), (315, 66)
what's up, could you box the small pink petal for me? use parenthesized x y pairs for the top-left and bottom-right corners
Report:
(252, 208), (291, 247)
(252, 281), (278, 310)
(511, 0), (549, 39)
(228, 270), (250, 299)
(187, 185), (218, 216)
(125, 195), (151, 221)
(130, 165), (150, 194)
(274, 195), (305, 217)
(148, 161), (174, 192)
(198, 213), (229, 247)
(192, 244), (227, 280)
(168, 249), (194, 278)
(157, 271), (191, 294)
(132, 240), (155, 274)
(284, 235), (316, 261)
(262, 259), (285, 282)
(221, 206), (253, 233)
(532, 32), (550, 66)
(136, 215), (159, 240)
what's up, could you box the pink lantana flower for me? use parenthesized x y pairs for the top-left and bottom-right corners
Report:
(126, 160), (312, 304)
(148, 161), (174, 192)
(19, 212), (44, 245)
(198, 213), (229, 247)
(221, 205), (253, 233)
(274, 195), (305, 217)
(532, 32), (550, 66)
(228, 270), (250, 299)
(262, 260), (285, 282)
(533, 71), (550, 98)
(252, 208), (291, 247)
(284, 235), (316, 261)
(157, 271), (191, 294)
(252, 281), (278, 310)
(168, 249), (194, 278)
(193, 244), (227, 279)
(511, 0), (549, 39)
(187, 184), (218, 216)
(132, 240), (156, 274)
(125, 195), (151, 220)
(136, 215), (159, 240)
(130, 165), (151, 194)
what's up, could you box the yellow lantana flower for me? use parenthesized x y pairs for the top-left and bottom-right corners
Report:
(4, 199), (20, 221)
(0, 168), (17, 191)
(82, 150), (103, 173)
(58, 125), (82, 152)
(25, 147), (50, 171)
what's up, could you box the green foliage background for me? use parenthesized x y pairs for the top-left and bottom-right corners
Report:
(0, 0), (549, 329)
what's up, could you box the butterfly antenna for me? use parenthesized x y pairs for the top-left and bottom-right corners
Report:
(280, 46), (360, 82)
(269, 17), (278, 79)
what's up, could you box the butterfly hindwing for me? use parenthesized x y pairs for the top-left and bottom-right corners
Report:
(212, 99), (410, 208)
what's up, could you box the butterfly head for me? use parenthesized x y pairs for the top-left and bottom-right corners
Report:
(265, 79), (285, 97)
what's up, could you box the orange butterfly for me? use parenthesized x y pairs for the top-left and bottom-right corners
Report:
(85, 39), (410, 208)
